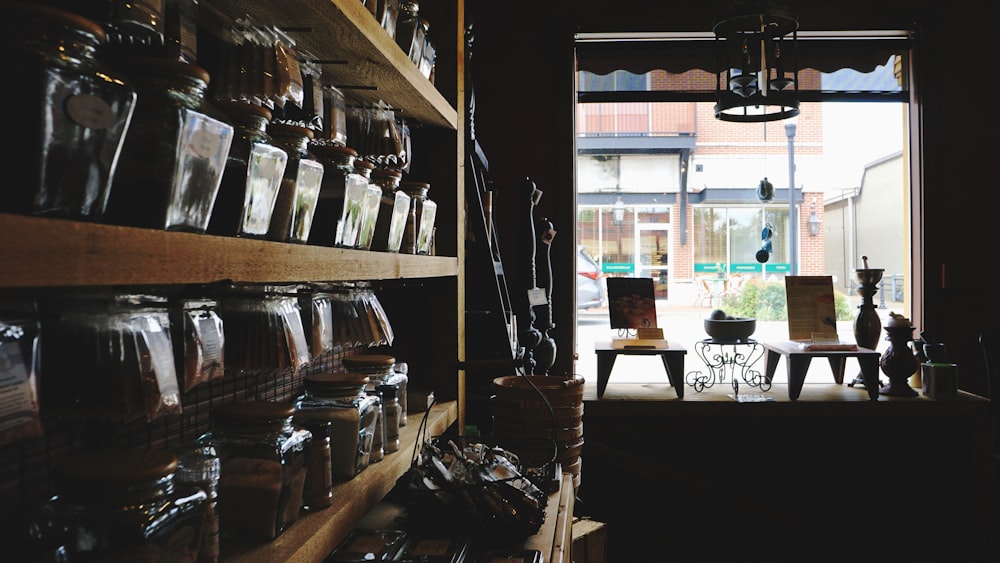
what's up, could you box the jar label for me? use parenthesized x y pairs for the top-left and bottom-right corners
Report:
(65, 94), (116, 130)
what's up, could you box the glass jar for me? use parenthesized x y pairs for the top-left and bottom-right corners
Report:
(27, 448), (207, 562)
(352, 160), (380, 251)
(208, 101), (288, 238)
(344, 354), (400, 453)
(418, 20), (435, 81)
(395, 1), (424, 66)
(216, 284), (310, 373)
(400, 181), (436, 255)
(310, 145), (369, 248)
(299, 420), (334, 510)
(39, 291), (182, 422)
(106, 58), (233, 232)
(293, 372), (380, 481)
(377, 383), (401, 453)
(266, 123), (324, 243)
(198, 400), (311, 541)
(369, 169), (410, 253)
(391, 361), (409, 427)
(173, 445), (221, 563)
(0, 4), (137, 221)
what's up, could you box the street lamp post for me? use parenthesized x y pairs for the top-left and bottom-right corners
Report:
(785, 120), (797, 275)
(613, 195), (625, 261)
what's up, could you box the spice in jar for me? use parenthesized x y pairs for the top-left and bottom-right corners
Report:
(266, 123), (324, 243)
(27, 448), (208, 562)
(369, 169), (410, 253)
(1, 4), (137, 221)
(309, 145), (367, 248)
(299, 420), (334, 510)
(198, 401), (311, 541)
(208, 101), (288, 238)
(294, 372), (379, 481)
(105, 58), (234, 232)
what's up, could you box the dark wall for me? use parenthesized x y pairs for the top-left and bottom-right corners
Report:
(467, 0), (1000, 394)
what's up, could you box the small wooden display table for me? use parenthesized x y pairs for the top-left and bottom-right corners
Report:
(759, 340), (881, 400)
(594, 341), (687, 399)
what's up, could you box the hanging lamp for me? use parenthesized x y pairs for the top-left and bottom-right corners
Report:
(713, 1), (799, 122)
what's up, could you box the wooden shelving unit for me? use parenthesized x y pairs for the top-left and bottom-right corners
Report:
(0, 0), (467, 561)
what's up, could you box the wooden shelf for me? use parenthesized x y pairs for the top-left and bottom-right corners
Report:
(222, 401), (457, 563)
(0, 214), (458, 288)
(204, 0), (458, 130)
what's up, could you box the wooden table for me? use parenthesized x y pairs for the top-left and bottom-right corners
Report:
(594, 341), (686, 399)
(759, 340), (881, 400)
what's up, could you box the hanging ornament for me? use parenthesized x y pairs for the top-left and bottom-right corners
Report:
(757, 177), (774, 202)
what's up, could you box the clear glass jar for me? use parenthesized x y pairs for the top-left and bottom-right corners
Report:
(370, 169), (410, 253)
(418, 20), (435, 81)
(106, 58), (234, 232)
(344, 354), (400, 454)
(27, 448), (207, 562)
(400, 181), (436, 255)
(293, 372), (379, 481)
(173, 444), (221, 563)
(395, 1), (423, 66)
(216, 284), (310, 373)
(310, 145), (369, 247)
(266, 123), (324, 243)
(391, 361), (409, 427)
(198, 401), (311, 541)
(39, 291), (181, 422)
(0, 4), (137, 221)
(208, 101), (288, 238)
(299, 420), (334, 510)
(377, 383), (401, 453)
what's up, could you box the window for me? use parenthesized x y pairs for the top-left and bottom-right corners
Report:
(573, 32), (913, 389)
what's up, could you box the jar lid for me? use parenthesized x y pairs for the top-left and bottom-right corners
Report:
(354, 160), (376, 172)
(210, 400), (295, 427)
(54, 448), (178, 488)
(268, 122), (315, 139)
(304, 371), (370, 391)
(343, 354), (396, 369)
(310, 144), (358, 159)
(216, 100), (273, 121)
(376, 383), (398, 400)
(113, 57), (211, 84)
(371, 168), (403, 181)
(400, 181), (430, 197)
(3, 3), (107, 43)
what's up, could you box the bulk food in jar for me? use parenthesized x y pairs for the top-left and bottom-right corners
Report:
(173, 445), (221, 563)
(198, 401), (311, 541)
(105, 58), (233, 232)
(293, 372), (379, 481)
(27, 448), (208, 562)
(266, 123), (324, 243)
(309, 145), (369, 248)
(39, 291), (182, 422)
(369, 168), (410, 253)
(208, 101), (288, 238)
(216, 284), (310, 374)
(344, 354), (402, 449)
(395, 2), (424, 67)
(1, 3), (136, 221)
(400, 181), (436, 255)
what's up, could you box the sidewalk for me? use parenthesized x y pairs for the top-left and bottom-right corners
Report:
(574, 296), (906, 394)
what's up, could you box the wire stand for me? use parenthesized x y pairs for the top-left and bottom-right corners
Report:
(685, 339), (768, 394)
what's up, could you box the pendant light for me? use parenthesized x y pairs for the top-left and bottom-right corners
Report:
(714, 1), (799, 123)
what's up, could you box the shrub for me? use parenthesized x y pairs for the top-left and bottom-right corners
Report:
(720, 278), (853, 321)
